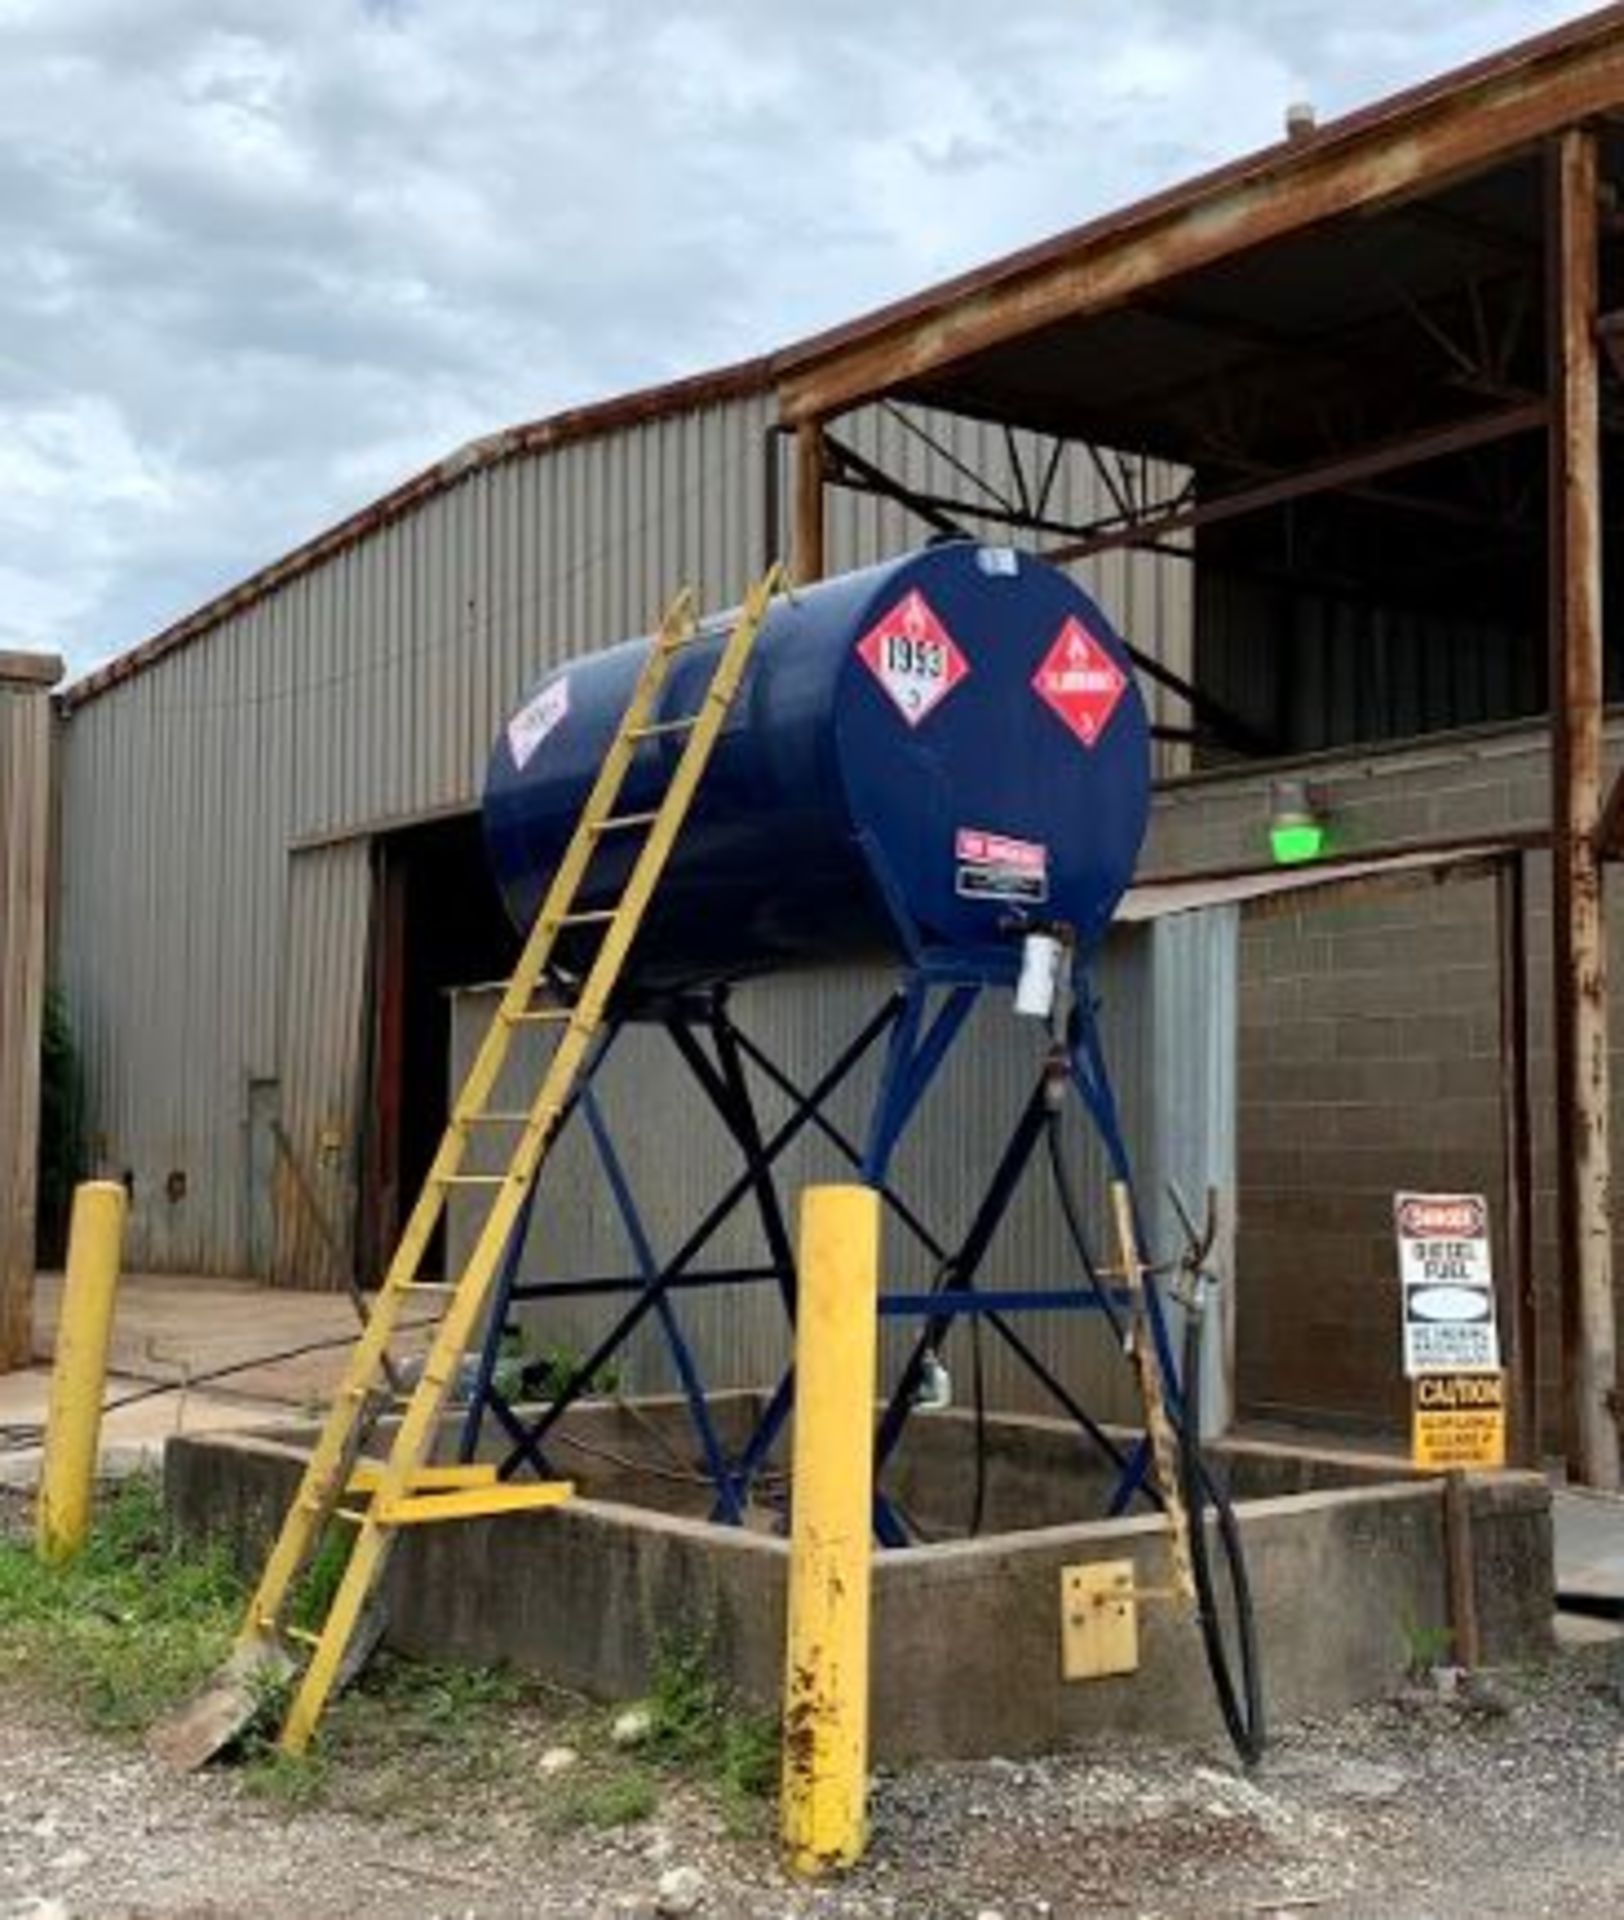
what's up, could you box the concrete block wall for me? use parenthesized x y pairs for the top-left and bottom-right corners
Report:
(1142, 718), (1624, 1435)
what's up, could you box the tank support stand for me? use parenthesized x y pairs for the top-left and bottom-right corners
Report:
(461, 962), (1183, 1542)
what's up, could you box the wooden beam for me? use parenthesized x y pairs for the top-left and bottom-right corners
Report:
(778, 17), (1624, 423)
(1546, 128), (1616, 1490)
(794, 419), (827, 585)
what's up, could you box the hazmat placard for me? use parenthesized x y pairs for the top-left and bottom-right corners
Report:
(856, 589), (969, 726)
(1411, 1370), (1506, 1470)
(1395, 1192), (1499, 1377)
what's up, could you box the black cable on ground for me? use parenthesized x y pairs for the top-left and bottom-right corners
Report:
(1178, 1303), (1267, 1766)
(0, 1320), (441, 1454)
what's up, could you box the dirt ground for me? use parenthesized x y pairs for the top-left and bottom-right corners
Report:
(6, 1628), (1624, 1920)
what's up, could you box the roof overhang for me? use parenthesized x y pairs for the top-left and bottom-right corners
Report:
(774, 4), (1624, 426)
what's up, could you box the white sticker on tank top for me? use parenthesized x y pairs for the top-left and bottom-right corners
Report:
(507, 677), (570, 771)
(975, 547), (1019, 576)
(855, 590), (969, 727)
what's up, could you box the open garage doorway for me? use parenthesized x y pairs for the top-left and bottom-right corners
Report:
(362, 811), (519, 1282)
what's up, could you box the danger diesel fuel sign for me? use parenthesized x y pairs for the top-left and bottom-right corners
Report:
(1394, 1194), (1506, 1470)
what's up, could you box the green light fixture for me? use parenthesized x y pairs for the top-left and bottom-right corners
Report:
(1269, 779), (1326, 865)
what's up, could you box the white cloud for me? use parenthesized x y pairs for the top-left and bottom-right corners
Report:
(0, 0), (1586, 669)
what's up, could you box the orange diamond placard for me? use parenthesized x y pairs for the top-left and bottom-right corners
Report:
(856, 590), (969, 727)
(1032, 616), (1126, 748)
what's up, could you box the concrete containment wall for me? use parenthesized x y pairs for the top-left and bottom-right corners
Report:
(166, 1413), (1551, 1763)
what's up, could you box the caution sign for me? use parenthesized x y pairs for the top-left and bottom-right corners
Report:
(856, 590), (969, 726)
(1395, 1192), (1499, 1377)
(1411, 1371), (1506, 1470)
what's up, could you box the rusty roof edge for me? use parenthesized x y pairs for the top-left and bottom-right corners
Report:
(57, 353), (773, 715)
(770, 0), (1624, 406)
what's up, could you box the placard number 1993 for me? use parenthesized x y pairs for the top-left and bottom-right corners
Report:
(886, 634), (945, 678)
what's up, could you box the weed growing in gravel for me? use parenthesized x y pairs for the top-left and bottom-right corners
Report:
(546, 1763), (661, 1830)
(0, 1473), (240, 1732)
(643, 1632), (779, 1830)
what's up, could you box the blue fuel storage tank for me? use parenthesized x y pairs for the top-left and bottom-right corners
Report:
(482, 543), (1151, 986)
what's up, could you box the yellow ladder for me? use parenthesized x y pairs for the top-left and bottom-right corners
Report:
(241, 565), (783, 1755)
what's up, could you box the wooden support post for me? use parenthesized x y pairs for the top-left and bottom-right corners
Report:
(1496, 855), (1538, 1467)
(0, 650), (63, 1373)
(793, 418), (827, 586)
(1442, 1470), (1481, 1671)
(1546, 128), (1616, 1490)
(781, 1184), (879, 1877)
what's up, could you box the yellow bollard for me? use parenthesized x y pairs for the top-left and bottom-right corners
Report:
(780, 1183), (880, 1877)
(37, 1180), (127, 1565)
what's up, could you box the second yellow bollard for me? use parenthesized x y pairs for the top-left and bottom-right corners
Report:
(780, 1183), (880, 1876)
(37, 1179), (128, 1565)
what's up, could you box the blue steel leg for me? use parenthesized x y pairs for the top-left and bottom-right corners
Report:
(497, 995), (905, 1479)
(862, 981), (980, 1186)
(458, 1169), (543, 1463)
(459, 1025), (617, 1466)
(728, 1024), (947, 1263)
(581, 1083), (744, 1523)
(1067, 974), (1183, 1511)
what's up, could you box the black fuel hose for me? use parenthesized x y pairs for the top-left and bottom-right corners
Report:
(1045, 1110), (1264, 1762)
(1179, 1302), (1267, 1765)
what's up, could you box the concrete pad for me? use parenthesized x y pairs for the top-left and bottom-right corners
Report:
(29, 1269), (431, 1406)
(0, 1365), (308, 1489)
(1552, 1487), (1624, 1608)
(1553, 1608), (1624, 1647)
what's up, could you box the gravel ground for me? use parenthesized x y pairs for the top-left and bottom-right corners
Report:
(6, 1634), (1624, 1919)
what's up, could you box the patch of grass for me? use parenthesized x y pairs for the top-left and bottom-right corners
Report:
(242, 1746), (330, 1811)
(548, 1762), (660, 1830)
(640, 1631), (779, 1826)
(1401, 1614), (1456, 1680)
(0, 1473), (242, 1732)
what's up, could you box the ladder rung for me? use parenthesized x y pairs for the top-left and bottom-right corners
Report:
(553, 909), (618, 927)
(349, 1462), (499, 1495)
(462, 1111), (532, 1125)
(591, 810), (660, 833)
(505, 1007), (573, 1026)
(627, 717), (698, 739)
(377, 1481), (575, 1526)
(437, 1173), (509, 1187)
(283, 1624), (321, 1648)
(398, 1278), (459, 1292)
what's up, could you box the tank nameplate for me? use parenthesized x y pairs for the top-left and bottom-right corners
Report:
(954, 828), (1048, 905)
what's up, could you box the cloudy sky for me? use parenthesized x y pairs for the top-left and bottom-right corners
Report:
(0, 0), (1591, 673)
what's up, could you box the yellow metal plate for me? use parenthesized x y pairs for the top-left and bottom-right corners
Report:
(347, 1461), (499, 1495)
(1411, 1371), (1506, 1470)
(377, 1480), (574, 1525)
(1060, 1559), (1139, 1681)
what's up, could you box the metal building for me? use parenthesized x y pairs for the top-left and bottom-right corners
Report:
(53, 368), (1192, 1310)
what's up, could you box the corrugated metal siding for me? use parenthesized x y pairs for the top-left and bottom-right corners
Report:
(272, 840), (373, 1289)
(55, 388), (1192, 1278)
(447, 910), (1235, 1424)
(1196, 570), (1544, 758)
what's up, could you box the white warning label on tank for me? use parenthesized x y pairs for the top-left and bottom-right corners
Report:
(955, 828), (1048, 905)
(507, 677), (570, 771)
(856, 590), (969, 727)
